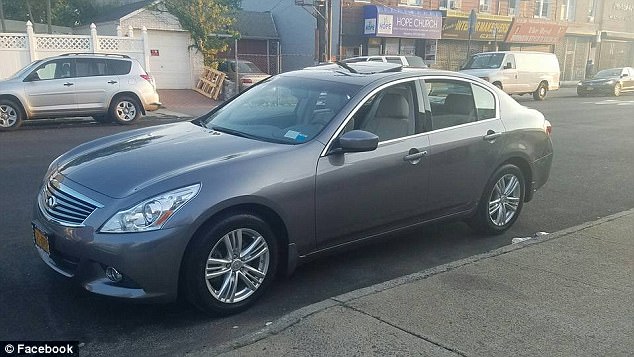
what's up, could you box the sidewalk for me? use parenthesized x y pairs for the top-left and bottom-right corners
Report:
(152, 89), (222, 119)
(192, 209), (634, 356)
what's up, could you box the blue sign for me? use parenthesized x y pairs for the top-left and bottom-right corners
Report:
(363, 5), (442, 39)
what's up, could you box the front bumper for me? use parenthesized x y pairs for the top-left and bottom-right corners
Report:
(577, 84), (613, 95)
(32, 188), (190, 302)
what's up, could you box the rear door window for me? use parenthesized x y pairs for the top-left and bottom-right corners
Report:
(426, 79), (476, 130)
(471, 84), (496, 120)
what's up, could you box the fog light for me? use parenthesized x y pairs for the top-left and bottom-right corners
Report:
(105, 266), (123, 282)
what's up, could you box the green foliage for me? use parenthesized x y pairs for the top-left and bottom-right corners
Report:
(157, 0), (241, 66)
(1, 0), (117, 27)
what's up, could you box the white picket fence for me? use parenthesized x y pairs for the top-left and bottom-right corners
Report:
(0, 21), (150, 80)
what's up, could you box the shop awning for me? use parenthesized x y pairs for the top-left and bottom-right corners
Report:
(442, 10), (511, 41)
(505, 18), (567, 44)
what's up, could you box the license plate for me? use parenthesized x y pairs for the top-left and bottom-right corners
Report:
(33, 226), (50, 254)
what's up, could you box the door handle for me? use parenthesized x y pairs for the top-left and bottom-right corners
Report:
(483, 130), (502, 141)
(403, 150), (428, 162)
(108, 80), (118, 84)
(63, 82), (74, 87)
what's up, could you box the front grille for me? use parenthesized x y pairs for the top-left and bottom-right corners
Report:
(39, 177), (103, 226)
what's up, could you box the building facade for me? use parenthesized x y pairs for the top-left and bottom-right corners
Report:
(339, 0), (633, 80)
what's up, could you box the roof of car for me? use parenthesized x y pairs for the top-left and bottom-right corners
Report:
(282, 64), (478, 87)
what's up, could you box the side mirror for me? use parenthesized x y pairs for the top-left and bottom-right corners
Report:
(621, 73), (628, 78)
(332, 130), (379, 154)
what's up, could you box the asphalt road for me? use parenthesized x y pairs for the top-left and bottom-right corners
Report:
(1, 88), (633, 356)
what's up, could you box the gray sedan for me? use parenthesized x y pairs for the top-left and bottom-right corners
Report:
(32, 64), (553, 315)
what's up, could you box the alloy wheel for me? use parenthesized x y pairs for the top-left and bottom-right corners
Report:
(0, 104), (18, 128)
(488, 174), (521, 226)
(115, 100), (137, 122)
(614, 83), (621, 97)
(204, 228), (270, 304)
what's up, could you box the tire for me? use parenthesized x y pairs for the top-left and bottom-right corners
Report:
(109, 95), (141, 125)
(92, 115), (112, 124)
(0, 99), (25, 131)
(468, 164), (525, 235)
(493, 82), (503, 90)
(533, 82), (548, 101)
(613, 83), (622, 97)
(183, 214), (278, 316)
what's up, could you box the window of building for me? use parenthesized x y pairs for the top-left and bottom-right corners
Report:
(399, 0), (422, 6)
(534, 0), (552, 18)
(508, 0), (518, 16)
(560, 0), (576, 21)
(480, 0), (491, 13)
(439, 0), (459, 9)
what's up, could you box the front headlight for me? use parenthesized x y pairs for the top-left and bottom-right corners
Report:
(100, 184), (201, 233)
(577, 82), (583, 86)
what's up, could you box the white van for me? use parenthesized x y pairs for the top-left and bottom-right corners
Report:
(460, 51), (560, 100)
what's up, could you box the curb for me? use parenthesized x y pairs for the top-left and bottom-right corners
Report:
(190, 207), (634, 356)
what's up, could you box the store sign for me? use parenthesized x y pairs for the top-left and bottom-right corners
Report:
(443, 11), (512, 41)
(505, 18), (567, 44)
(363, 5), (442, 39)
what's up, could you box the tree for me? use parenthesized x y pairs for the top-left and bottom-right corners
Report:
(155, 0), (241, 66)
(1, 0), (118, 28)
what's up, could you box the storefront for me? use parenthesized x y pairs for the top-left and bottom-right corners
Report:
(504, 18), (568, 53)
(437, 10), (512, 71)
(554, 23), (597, 81)
(343, 5), (442, 63)
(597, 0), (634, 70)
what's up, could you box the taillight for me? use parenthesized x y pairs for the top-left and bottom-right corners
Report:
(241, 78), (253, 84)
(140, 74), (153, 82)
(544, 119), (552, 136)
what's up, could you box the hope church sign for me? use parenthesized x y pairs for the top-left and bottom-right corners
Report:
(363, 5), (442, 39)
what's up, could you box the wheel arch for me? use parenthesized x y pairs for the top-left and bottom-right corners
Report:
(0, 94), (28, 118)
(500, 156), (534, 202)
(178, 202), (292, 297)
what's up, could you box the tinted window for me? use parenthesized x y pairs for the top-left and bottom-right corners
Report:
(472, 84), (496, 120)
(426, 79), (476, 130)
(75, 59), (102, 77)
(107, 59), (132, 75)
(202, 76), (360, 144)
(464, 53), (504, 69)
(368, 57), (383, 62)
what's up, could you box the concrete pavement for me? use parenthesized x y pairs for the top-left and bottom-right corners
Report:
(190, 209), (634, 356)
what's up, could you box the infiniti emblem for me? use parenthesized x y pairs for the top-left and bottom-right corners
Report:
(46, 196), (57, 209)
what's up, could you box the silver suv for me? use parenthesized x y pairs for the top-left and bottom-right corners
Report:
(0, 53), (161, 131)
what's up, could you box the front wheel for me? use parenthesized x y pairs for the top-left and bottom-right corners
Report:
(109, 95), (141, 125)
(183, 214), (278, 316)
(0, 99), (24, 131)
(468, 164), (525, 235)
(613, 83), (622, 97)
(533, 82), (548, 101)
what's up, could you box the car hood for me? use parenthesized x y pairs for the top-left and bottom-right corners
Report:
(57, 122), (285, 198)
(459, 68), (496, 78)
(581, 77), (619, 84)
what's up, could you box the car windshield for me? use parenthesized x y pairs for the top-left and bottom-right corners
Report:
(200, 76), (361, 144)
(593, 68), (622, 78)
(7, 60), (43, 80)
(233, 61), (264, 74)
(463, 53), (505, 69)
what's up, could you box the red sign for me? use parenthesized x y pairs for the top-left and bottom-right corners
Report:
(150, 49), (160, 56)
(505, 18), (567, 44)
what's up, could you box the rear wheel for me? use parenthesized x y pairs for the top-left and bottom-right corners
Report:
(613, 83), (622, 97)
(468, 164), (525, 235)
(183, 214), (278, 316)
(493, 82), (503, 90)
(0, 99), (24, 131)
(109, 95), (141, 125)
(533, 82), (548, 101)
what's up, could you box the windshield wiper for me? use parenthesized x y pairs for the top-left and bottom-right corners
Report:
(209, 125), (260, 140)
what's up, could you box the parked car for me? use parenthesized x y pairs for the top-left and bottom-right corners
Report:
(33, 62), (553, 315)
(218, 59), (270, 91)
(342, 55), (428, 68)
(576, 67), (634, 97)
(460, 51), (560, 101)
(0, 53), (161, 131)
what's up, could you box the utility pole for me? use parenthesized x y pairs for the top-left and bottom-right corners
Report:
(295, 0), (331, 63)
(47, 0), (52, 34)
(0, 0), (7, 33)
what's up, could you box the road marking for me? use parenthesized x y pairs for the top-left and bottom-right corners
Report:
(583, 99), (634, 106)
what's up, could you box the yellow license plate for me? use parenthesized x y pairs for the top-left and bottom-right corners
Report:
(34, 227), (50, 254)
